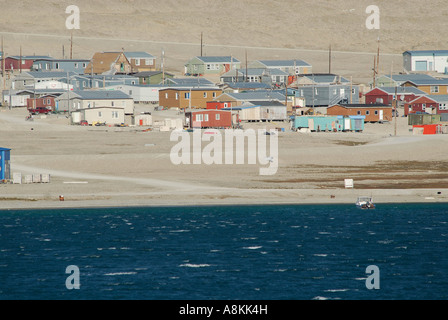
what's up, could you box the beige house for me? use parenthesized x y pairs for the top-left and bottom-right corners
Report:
(80, 107), (125, 125)
(84, 52), (132, 75)
(56, 90), (134, 114)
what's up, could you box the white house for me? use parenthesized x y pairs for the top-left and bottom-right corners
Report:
(403, 50), (448, 74)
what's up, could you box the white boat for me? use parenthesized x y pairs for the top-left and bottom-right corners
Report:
(356, 196), (375, 209)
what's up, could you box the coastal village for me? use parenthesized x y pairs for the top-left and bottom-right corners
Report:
(2, 46), (448, 191)
(2, 49), (448, 132)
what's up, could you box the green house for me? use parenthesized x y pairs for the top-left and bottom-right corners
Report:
(134, 71), (174, 85)
(184, 56), (241, 76)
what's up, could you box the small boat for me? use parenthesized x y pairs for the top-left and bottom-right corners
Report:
(356, 196), (375, 209)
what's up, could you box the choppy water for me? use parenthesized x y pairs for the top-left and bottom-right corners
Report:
(0, 204), (447, 300)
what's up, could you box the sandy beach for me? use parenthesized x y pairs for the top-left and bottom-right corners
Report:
(1, 105), (448, 210)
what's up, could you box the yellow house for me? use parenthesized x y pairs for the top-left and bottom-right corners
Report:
(402, 79), (448, 95)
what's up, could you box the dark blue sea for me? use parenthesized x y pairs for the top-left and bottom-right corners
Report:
(1, 204), (447, 300)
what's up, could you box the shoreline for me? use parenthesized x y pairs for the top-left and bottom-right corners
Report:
(1, 187), (447, 211)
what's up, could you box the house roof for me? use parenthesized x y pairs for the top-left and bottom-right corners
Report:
(403, 79), (448, 86)
(133, 71), (174, 77)
(0, 147), (11, 151)
(7, 55), (52, 60)
(334, 103), (392, 108)
(84, 52), (129, 74)
(124, 52), (156, 59)
(223, 82), (271, 89)
(65, 90), (132, 100)
(372, 86), (427, 95)
(221, 68), (288, 77)
(165, 78), (215, 86)
(247, 100), (286, 107)
(195, 56), (240, 64)
(427, 95), (448, 103)
(301, 74), (350, 84)
(256, 59), (311, 67)
(222, 91), (286, 101)
(404, 50), (448, 56)
(23, 71), (77, 79)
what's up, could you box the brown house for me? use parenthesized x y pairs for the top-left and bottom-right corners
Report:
(84, 52), (132, 75)
(327, 104), (393, 122)
(159, 88), (223, 110)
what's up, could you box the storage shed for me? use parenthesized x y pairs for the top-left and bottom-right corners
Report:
(0, 148), (11, 181)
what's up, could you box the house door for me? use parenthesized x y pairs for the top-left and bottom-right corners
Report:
(120, 63), (125, 72)
(344, 118), (351, 131)
(415, 61), (427, 71)
(379, 110), (384, 121)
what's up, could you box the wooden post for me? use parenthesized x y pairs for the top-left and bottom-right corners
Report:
(19, 45), (22, 73)
(394, 85), (398, 136)
(373, 56), (376, 88)
(329, 44), (332, 74)
(200, 32), (203, 57)
(70, 31), (73, 59)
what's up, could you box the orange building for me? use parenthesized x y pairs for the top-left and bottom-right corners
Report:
(159, 88), (223, 110)
(327, 104), (393, 122)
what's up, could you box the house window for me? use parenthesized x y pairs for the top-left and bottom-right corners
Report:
(196, 114), (203, 122)
(74, 63), (78, 68)
(213, 92), (216, 98)
(98, 111), (102, 118)
(206, 64), (211, 70)
(422, 104), (426, 110)
(175, 93), (179, 100)
(184, 92), (190, 99)
(83, 63), (87, 68)
(224, 103), (228, 108)
(111, 102), (114, 107)
(55, 63), (59, 69)
(165, 93), (169, 99)
(366, 110), (370, 115)
(216, 114), (220, 120)
(203, 92), (207, 98)
(357, 110), (361, 115)
(204, 114), (209, 122)
(374, 110), (379, 115)
(431, 86), (439, 93)
(47, 99), (51, 105)
(145, 59), (151, 65)
(134, 59), (140, 66)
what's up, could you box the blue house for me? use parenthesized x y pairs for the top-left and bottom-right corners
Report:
(0, 148), (11, 181)
(32, 59), (90, 74)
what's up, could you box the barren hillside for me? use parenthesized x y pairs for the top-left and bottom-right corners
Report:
(1, 0), (447, 81)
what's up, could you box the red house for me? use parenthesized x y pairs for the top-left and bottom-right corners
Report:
(404, 96), (439, 116)
(186, 110), (232, 128)
(26, 94), (57, 112)
(206, 101), (235, 110)
(365, 87), (425, 105)
(2, 55), (52, 72)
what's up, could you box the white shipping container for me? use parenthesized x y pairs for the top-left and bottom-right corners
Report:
(41, 173), (50, 183)
(24, 175), (33, 184)
(13, 173), (22, 184)
(32, 174), (41, 183)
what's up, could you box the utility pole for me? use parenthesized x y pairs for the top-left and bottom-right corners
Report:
(245, 49), (248, 82)
(70, 31), (73, 59)
(376, 37), (380, 77)
(394, 85), (398, 136)
(161, 49), (165, 84)
(350, 76), (353, 104)
(329, 44), (332, 74)
(19, 45), (22, 73)
(200, 32), (203, 57)
(373, 56), (376, 88)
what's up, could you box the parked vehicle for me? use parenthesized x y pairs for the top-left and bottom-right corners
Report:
(80, 120), (89, 126)
(28, 107), (50, 115)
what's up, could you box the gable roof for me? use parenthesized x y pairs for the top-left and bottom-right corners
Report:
(7, 55), (52, 60)
(370, 86), (427, 95)
(403, 79), (448, 86)
(221, 91), (285, 101)
(256, 59), (311, 67)
(195, 56), (240, 64)
(333, 103), (392, 108)
(124, 52), (156, 59)
(59, 90), (132, 100)
(404, 50), (448, 56)
(84, 52), (130, 74)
